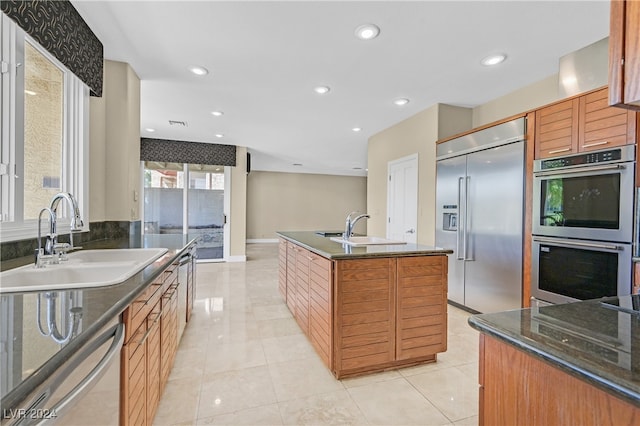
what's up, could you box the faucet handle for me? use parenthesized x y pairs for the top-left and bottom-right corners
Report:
(53, 242), (71, 261)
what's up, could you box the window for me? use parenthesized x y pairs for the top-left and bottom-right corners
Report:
(1, 14), (89, 241)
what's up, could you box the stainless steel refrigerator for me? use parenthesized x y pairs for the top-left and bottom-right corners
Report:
(435, 117), (525, 313)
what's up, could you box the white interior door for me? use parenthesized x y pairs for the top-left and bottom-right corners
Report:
(387, 154), (418, 243)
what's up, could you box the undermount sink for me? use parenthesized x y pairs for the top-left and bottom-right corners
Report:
(0, 248), (168, 293)
(330, 236), (407, 246)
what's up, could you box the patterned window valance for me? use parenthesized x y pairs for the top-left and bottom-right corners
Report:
(141, 138), (237, 167)
(1, 0), (104, 97)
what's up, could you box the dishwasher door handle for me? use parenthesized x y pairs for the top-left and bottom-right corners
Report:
(38, 323), (125, 424)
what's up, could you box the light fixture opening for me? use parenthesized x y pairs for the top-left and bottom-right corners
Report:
(355, 24), (380, 40)
(188, 65), (209, 76)
(352, 127), (362, 132)
(314, 86), (330, 95)
(393, 98), (410, 106)
(145, 128), (156, 133)
(481, 54), (507, 66)
(215, 133), (224, 138)
(211, 111), (224, 117)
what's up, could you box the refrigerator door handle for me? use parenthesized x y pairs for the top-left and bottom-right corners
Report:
(464, 176), (473, 261)
(456, 177), (465, 260)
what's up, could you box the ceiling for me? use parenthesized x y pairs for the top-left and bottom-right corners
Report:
(71, 0), (610, 177)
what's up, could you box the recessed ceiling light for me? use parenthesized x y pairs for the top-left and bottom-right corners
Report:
(188, 65), (209, 76)
(352, 127), (362, 132)
(24, 90), (37, 96)
(481, 54), (507, 66)
(211, 111), (224, 117)
(393, 98), (410, 106)
(355, 24), (380, 40)
(353, 167), (363, 170)
(314, 86), (330, 95)
(145, 128), (155, 132)
(293, 163), (303, 166)
(215, 133), (224, 138)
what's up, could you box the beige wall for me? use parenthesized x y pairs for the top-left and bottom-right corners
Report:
(368, 104), (472, 245)
(89, 60), (140, 222)
(246, 171), (367, 239)
(472, 74), (560, 127)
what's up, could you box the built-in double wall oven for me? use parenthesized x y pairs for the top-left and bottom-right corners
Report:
(532, 144), (635, 305)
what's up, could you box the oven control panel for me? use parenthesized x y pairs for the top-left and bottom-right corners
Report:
(539, 149), (622, 170)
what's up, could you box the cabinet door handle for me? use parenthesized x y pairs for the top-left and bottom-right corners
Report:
(547, 147), (571, 155)
(582, 141), (609, 148)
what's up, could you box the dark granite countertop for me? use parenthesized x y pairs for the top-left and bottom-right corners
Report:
(0, 234), (198, 413)
(277, 231), (452, 259)
(468, 296), (640, 406)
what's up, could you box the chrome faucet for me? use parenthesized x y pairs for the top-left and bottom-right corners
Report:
(36, 207), (56, 267)
(343, 211), (370, 240)
(49, 192), (84, 259)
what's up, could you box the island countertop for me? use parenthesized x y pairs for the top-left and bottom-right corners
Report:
(0, 234), (198, 413)
(277, 231), (452, 259)
(468, 296), (640, 406)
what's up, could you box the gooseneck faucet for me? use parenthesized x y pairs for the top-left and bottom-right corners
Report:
(35, 192), (84, 267)
(343, 211), (370, 240)
(49, 192), (84, 256)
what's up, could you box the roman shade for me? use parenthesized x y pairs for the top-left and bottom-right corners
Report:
(140, 138), (237, 167)
(1, 0), (104, 96)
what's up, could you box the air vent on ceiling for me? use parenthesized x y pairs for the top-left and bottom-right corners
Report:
(168, 120), (187, 127)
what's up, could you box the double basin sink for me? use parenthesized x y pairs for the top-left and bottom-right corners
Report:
(0, 248), (168, 293)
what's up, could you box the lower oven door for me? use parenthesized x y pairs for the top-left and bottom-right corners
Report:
(532, 236), (632, 304)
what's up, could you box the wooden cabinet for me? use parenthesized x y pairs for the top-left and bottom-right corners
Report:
(535, 88), (636, 158)
(278, 239), (448, 379)
(278, 239), (287, 301)
(285, 242), (297, 313)
(120, 255), (184, 426)
(478, 334), (640, 425)
(308, 253), (333, 369)
(609, 0), (640, 110)
(335, 258), (396, 373)
(395, 256), (448, 360)
(295, 247), (311, 333)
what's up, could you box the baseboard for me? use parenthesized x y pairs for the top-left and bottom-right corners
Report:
(246, 239), (279, 244)
(227, 255), (247, 262)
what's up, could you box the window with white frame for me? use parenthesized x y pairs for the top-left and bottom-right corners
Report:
(1, 14), (89, 242)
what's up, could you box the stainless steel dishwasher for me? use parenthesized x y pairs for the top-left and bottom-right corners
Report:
(6, 319), (124, 426)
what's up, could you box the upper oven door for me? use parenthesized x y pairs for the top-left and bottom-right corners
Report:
(533, 157), (635, 243)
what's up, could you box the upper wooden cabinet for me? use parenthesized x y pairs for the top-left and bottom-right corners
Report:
(609, 0), (640, 110)
(535, 88), (636, 159)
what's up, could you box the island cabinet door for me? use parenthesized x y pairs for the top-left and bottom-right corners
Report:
(286, 242), (298, 314)
(295, 247), (311, 333)
(395, 256), (448, 360)
(308, 254), (333, 369)
(278, 239), (287, 301)
(334, 258), (396, 373)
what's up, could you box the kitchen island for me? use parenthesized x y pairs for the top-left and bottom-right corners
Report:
(0, 234), (197, 425)
(469, 296), (640, 425)
(277, 231), (452, 379)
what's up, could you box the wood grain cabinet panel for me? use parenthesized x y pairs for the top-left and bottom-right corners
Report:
(579, 88), (636, 151)
(396, 256), (448, 360)
(308, 254), (333, 368)
(278, 238), (287, 301)
(335, 258), (396, 373)
(286, 242), (297, 314)
(479, 334), (640, 425)
(295, 247), (311, 333)
(535, 98), (579, 158)
(535, 88), (636, 159)
(609, 0), (640, 110)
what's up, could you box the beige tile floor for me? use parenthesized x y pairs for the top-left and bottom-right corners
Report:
(154, 244), (480, 426)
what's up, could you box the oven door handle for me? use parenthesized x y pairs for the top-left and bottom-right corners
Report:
(533, 236), (623, 251)
(534, 164), (625, 177)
